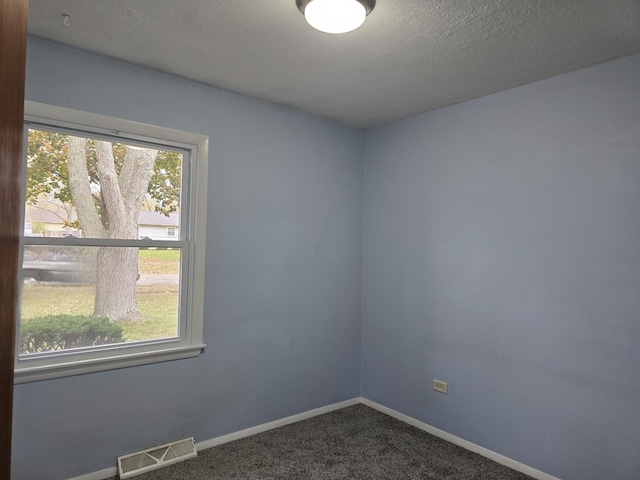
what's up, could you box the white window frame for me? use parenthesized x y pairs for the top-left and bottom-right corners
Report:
(167, 226), (177, 237)
(15, 101), (209, 384)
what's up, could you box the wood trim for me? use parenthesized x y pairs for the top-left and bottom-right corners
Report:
(0, 0), (29, 477)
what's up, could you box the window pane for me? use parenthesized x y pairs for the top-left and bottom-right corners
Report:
(25, 128), (182, 240)
(20, 246), (181, 356)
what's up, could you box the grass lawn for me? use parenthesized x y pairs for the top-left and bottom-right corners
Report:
(20, 283), (180, 342)
(20, 249), (182, 345)
(138, 248), (180, 274)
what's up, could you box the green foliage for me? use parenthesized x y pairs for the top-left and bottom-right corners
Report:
(148, 150), (182, 215)
(25, 129), (182, 218)
(26, 129), (71, 204)
(19, 314), (125, 354)
(31, 221), (45, 235)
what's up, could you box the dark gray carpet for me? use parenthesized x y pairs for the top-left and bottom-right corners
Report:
(110, 404), (533, 479)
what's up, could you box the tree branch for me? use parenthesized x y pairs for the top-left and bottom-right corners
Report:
(119, 147), (157, 225)
(67, 136), (106, 238)
(94, 140), (130, 238)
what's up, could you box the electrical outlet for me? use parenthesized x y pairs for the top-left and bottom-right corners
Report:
(433, 379), (448, 394)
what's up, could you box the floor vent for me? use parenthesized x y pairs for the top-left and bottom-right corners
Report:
(117, 437), (197, 478)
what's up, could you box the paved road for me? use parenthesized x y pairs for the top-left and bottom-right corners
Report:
(137, 274), (179, 285)
(23, 273), (179, 286)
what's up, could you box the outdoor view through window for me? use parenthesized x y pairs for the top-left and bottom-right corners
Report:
(20, 127), (186, 357)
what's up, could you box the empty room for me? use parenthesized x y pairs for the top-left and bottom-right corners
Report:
(2, 1), (639, 480)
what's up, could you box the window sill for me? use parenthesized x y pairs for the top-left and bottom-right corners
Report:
(14, 343), (206, 384)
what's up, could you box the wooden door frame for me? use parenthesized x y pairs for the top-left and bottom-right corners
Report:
(1, 0), (29, 477)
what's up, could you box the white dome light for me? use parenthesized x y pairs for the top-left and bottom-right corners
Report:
(297, 0), (375, 35)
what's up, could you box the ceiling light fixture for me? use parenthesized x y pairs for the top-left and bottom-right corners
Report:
(296, 0), (375, 34)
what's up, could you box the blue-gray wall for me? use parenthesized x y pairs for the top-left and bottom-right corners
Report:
(12, 38), (364, 480)
(362, 54), (640, 480)
(14, 37), (640, 480)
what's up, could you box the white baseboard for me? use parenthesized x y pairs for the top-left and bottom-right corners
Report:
(69, 397), (360, 480)
(70, 396), (558, 480)
(196, 397), (361, 450)
(360, 398), (560, 480)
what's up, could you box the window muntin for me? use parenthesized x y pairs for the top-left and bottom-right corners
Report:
(16, 102), (208, 383)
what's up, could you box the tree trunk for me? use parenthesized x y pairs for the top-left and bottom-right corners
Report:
(92, 142), (157, 321)
(67, 139), (158, 321)
(94, 246), (142, 321)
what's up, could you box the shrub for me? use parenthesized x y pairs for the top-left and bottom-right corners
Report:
(20, 314), (125, 354)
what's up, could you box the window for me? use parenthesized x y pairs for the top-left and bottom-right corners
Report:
(15, 102), (209, 383)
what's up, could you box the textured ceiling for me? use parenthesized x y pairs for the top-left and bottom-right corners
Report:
(27, 0), (640, 127)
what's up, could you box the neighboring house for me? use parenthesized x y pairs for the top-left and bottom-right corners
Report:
(137, 211), (180, 240)
(24, 203), (179, 240)
(24, 204), (79, 237)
